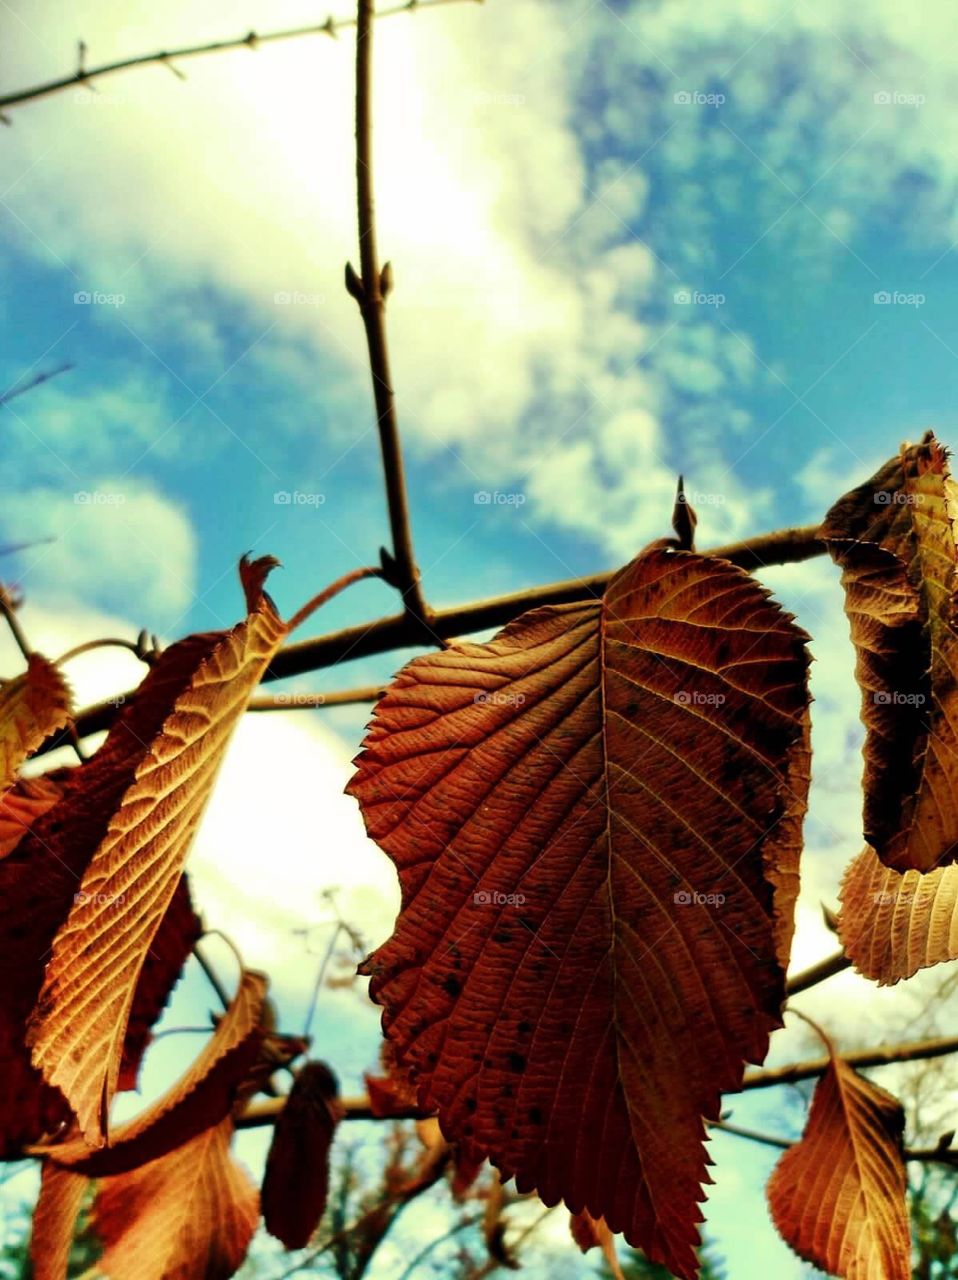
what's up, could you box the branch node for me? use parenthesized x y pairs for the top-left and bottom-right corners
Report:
(160, 56), (187, 80)
(323, 16), (339, 37)
(380, 260), (394, 299)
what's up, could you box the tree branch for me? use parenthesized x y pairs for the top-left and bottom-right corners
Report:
(0, 0), (484, 117)
(52, 522), (825, 752)
(237, 1034), (958, 1127)
(348, 0), (431, 631)
(785, 948), (851, 996)
(742, 1035), (958, 1090)
(714, 1117), (958, 1166)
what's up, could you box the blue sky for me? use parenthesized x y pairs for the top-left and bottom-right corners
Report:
(3, 0), (958, 1275)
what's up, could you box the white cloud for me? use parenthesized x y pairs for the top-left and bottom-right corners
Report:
(0, 479), (198, 625)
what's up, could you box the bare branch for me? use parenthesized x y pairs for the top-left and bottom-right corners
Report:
(348, 0), (431, 631)
(51, 522), (825, 753)
(0, 0), (484, 116)
(715, 1118), (958, 1166)
(742, 1035), (958, 1090)
(238, 1035), (958, 1127)
(785, 948), (851, 996)
(0, 361), (73, 406)
(248, 685), (384, 711)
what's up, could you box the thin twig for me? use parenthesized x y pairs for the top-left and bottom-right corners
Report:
(302, 922), (344, 1040)
(286, 565), (381, 632)
(0, 590), (31, 659)
(50, 522), (826, 752)
(348, 0), (431, 631)
(0, 0), (485, 115)
(714, 1117), (958, 1166)
(0, 361), (73, 405)
(743, 1035), (958, 1090)
(192, 940), (232, 1010)
(785, 948), (851, 996)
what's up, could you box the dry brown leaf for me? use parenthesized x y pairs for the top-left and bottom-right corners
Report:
(92, 1116), (258, 1280)
(767, 1056), (910, 1280)
(0, 653), (72, 792)
(0, 635), (219, 1155)
(839, 845), (958, 984)
(27, 557), (290, 1144)
(350, 546), (811, 1277)
(823, 434), (958, 870)
(35, 970), (269, 1175)
(570, 1210), (626, 1279)
(262, 1061), (342, 1249)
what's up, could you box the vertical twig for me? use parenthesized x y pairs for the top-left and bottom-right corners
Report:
(348, 0), (432, 633)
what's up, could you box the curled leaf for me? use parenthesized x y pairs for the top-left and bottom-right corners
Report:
(823, 434), (958, 870)
(262, 1061), (342, 1249)
(35, 971), (269, 1175)
(27, 559), (290, 1143)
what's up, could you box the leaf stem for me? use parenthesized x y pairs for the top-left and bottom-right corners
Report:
(286, 565), (382, 633)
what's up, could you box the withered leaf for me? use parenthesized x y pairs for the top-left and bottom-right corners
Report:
(262, 1061), (342, 1249)
(349, 546), (810, 1277)
(823, 434), (958, 870)
(839, 845), (958, 984)
(767, 1056), (910, 1280)
(27, 557), (290, 1144)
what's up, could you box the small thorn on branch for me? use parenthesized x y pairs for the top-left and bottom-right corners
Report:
(380, 261), (394, 299)
(323, 16), (338, 37)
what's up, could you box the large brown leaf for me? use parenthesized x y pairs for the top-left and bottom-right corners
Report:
(0, 652), (72, 793)
(91, 1117), (258, 1280)
(262, 1060), (342, 1248)
(823, 434), (958, 871)
(0, 633), (222, 1156)
(27, 557), (290, 1143)
(767, 1056), (910, 1280)
(349, 546), (810, 1278)
(838, 845), (958, 984)
(35, 970), (269, 1175)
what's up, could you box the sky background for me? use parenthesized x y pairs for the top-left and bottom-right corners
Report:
(3, 0), (958, 1275)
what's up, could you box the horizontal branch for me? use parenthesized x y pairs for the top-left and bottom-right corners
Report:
(52, 522), (824, 751)
(742, 1034), (958, 1090)
(0, 0), (484, 116)
(237, 1032), (958, 1129)
(715, 1118), (958, 1166)
(785, 949), (851, 996)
